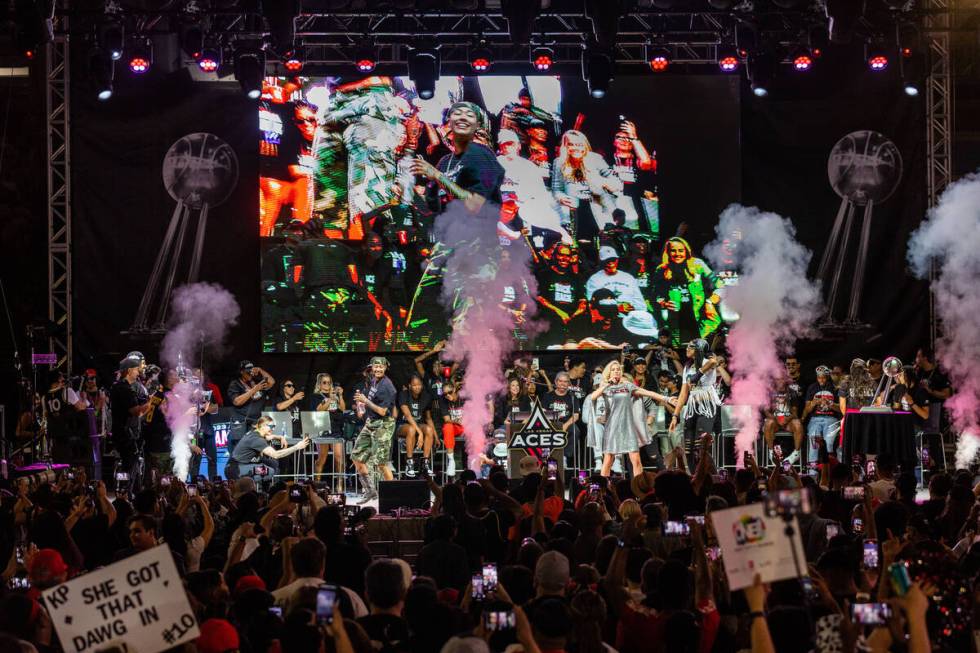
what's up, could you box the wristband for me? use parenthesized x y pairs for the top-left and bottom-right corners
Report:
(749, 611), (765, 621)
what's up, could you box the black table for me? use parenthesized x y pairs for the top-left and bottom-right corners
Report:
(841, 409), (917, 464)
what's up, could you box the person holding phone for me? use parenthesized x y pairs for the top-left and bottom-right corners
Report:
(309, 373), (346, 492)
(230, 416), (311, 479)
(227, 361), (275, 451)
(351, 357), (398, 502)
(588, 359), (670, 478)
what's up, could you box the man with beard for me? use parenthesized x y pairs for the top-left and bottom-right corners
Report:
(652, 237), (723, 349)
(110, 358), (151, 489)
(227, 361), (275, 452)
(352, 357), (398, 503)
(536, 242), (588, 341)
(410, 101), (504, 213)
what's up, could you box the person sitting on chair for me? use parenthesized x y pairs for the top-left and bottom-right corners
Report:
(230, 416), (311, 479)
(763, 376), (804, 465)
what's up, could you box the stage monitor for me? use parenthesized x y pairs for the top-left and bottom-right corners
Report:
(259, 74), (740, 352)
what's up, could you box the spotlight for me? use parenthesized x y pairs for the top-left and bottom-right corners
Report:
(90, 48), (114, 101)
(646, 46), (670, 72)
(747, 51), (775, 98)
(582, 48), (614, 99)
(531, 46), (554, 71)
(234, 50), (265, 99)
(102, 23), (125, 61)
(717, 47), (740, 73)
(408, 47), (440, 100)
(901, 50), (926, 97)
(470, 45), (493, 73)
(283, 49), (304, 73)
(866, 44), (889, 72)
(196, 47), (221, 73)
(354, 44), (376, 73)
(791, 47), (813, 72)
(128, 38), (153, 74)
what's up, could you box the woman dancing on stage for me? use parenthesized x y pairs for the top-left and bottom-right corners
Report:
(587, 359), (670, 478)
(669, 339), (723, 472)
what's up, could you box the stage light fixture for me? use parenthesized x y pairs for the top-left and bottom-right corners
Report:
(408, 47), (440, 100)
(90, 48), (114, 101)
(283, 49), (304, 73)
(234, 50), (265, 99)
(470, 45), (493, 72)
(866, 44), (889, 72)
(354, 44), (377, 73)
(717, 47), (740, 73)
(791, 47), (813, 72)
(582, 48), (614, 99)
(901, 50), (925, 97)
(747, 51), (775, 97)
(181, 24), (205, 60)
(128, 38), (153, 74)
(531, 46), (554, 71)
(262, 0), (300, 54)
(196, 47), (221, 73)
(824, 0), (863, 44)
(102, 22), (125, 61)
(646, 45), (670, 72)
(501, 0), (542, 45)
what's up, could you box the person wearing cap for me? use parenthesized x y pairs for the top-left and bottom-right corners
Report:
(195, 618), (240, 653)
(497, 127), (572, 244)
(227, 360), (275, 451)
(28, 548), (69, 590)
(409, 101), (504, 214)
(652, 236), (723, 349)
(803, 365), (842, 465)
(351, 357), (398, 502)
(669, 339), (723, 473)
(230, 415), (311, 478)
(586, 247), (657, 340)
(110, 357), (151, 488)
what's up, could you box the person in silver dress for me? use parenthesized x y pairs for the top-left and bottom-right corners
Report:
(588, 359), (670, 478)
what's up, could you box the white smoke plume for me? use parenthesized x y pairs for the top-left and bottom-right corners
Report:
(907, 173), (980, 468)
(161, 283), (241, 480)
(433, 200), (539, 470)
(704, 205), (822, 463)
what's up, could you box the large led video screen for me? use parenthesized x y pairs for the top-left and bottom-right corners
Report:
(260, 74), (740, 352)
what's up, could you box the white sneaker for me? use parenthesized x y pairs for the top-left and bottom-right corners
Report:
(786, 449), (800, 465)
(446, 455), (456, 477)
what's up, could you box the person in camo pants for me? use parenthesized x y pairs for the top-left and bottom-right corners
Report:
(351, 356), (398, 503)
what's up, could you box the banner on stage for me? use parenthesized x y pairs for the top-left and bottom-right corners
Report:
(42, 545), (199, 653)
(710, 502), (806, 591)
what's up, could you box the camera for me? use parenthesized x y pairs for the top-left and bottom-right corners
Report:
(850, 602), (892, 626)
(764, 488), (814, 518)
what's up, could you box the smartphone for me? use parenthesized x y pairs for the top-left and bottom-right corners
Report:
(186, 485), (197, 497)
(843, 485), (866, 501)
(268, 606), (282, 618)
(316, 584), (337, 624)
(546, 459), (558, 480)
(662, 521), (691, 536)
(766, 488), (813, 518)
(717, 469), (728, 482)
(588, 483), (601, 500)
(921, 447), (929, 466)
(115, 472), (130, 482)
(706, 546), (721, 561)
(289, 485), (307, 503)
(532, 358), (540, 371)
(326, 493), (346, 506)
(15, 544), (25, 566)
(866, 460), (876, 477)
(483, 609), (517, 632)
(863, 540), (880, 569)
(577, 470), (588, 484)
(852, 517), (864, 534)
(826, 523), (840, 541)
(782, 459), (792, 473)
(6, 576), (30, 590)
(850, 602), (892, 625)
(888, 562), (912, 597)
(801, 577), (821, 602)
(471, 574), (486, 601)
(482, 563), (498, 593)
(66, 472), (75, 480)
(773, 445), (782, 458)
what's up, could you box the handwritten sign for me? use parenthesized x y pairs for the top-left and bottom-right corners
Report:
(710, 502), (807, 591)
(43, 545), (199, 653)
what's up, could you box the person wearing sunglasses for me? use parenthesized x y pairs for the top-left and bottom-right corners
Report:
(229, 416), (310, 479)
(311, 373), (346, 492)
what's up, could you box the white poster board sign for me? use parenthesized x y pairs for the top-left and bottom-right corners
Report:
(710, 502), (807, 591)
(42, 545), (199, 653)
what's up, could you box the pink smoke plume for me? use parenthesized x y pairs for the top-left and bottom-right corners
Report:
(907, 173), (980, 468)
(704, 205), (822, 464)
(433, 200), (539, 470)
(161, 283), (241, 479)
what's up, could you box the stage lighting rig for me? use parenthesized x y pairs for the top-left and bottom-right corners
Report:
(531, 46), (554, 71)
(262, 0), (300, 54)
(646, 45), (670, 73)
(470, 43), (493, 72)
(747, 51), (775, 97)
(196, 46), (221, 73)
(408, 47), (440, 100)
(234, 49), (265, 99)
(101, 22), (125, 61)
(502, 0), (544, 45)
(901, 50), (925, 97)
(717, 46), (740, 73)
(354, 44), (377, 73)
(128, 37), (153, 74)
(582, 47), (614, 99)
(791, 47), (814, 72)
(13, 0), (53, 59)
(866, 41), (890, 72)
(283, 48), (304, 73)
(90, 48), (114, 101)
(824, 0), (863, 44)
(585, 0), (625, 49)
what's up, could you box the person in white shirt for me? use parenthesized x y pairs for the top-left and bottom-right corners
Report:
(867, 453), (898, 502)
(586, 246), (657, 337)
(497, 129), (572, 244)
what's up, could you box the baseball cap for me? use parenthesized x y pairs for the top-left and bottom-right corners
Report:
(118, 357), (141, 372)
(125, 351), (145, 362)
(196, 619), (240, 653)
(519, 455), (542, 477)
(29, 548), (68, 582)
(239, 360), (254, 372)
(497, 128), (520, 145)
(599, 245), (619, 262)
(84, 368), (98, 378)
(534, 551), (571, 594)
(369, 356), (389, 368)
(815, 365), (831, 375)
(233, 575), (267, 596)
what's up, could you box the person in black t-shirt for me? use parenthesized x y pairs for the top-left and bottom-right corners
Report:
(143, 368), (177, 482)
(309, 372), (346, 491)
(230, 416), (311, 476)
(110, 358), (150, 489)
(544, 372), (581, 466)
(227, 360), (275, 450)
(536, 242), (588, 341)
(410, 101), (505, 213)
(397, 374), (436, 478)
(587, 288), (634, 347)
(351, 357), (399, 502)
(439, 382), (466, 478)
(494, 377), (530, 429)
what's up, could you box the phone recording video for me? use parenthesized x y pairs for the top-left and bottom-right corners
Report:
(326, 493), (346, 506)
(546, 459), (558, 480)
(888, 562), (912, 597)
(863, 541), (880, 569)
(483, 609), (517, 632)
(843, 485), (866, 501)
(662, 521), (691, 536)
(471, 575), (486, 601)
(850, 602), (892, 625)
(865, 460), (877, 477)
(316, 585), (337, 624)
(852, 518), (864, 534)
(482, 564), (498, 593)
(801, 577), (821, 602)
(289, 485), (307, 503)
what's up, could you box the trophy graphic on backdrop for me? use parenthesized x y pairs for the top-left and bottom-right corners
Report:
(126, 133), (239, 333)
(817, 130), (903, 330)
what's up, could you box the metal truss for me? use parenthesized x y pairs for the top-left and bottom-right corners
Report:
(46, 30), (72, 374)
(924, 0), (953, 349)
